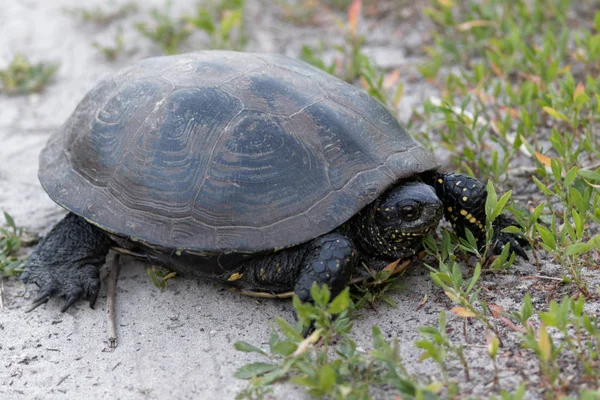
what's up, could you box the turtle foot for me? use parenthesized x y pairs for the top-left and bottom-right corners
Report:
(20, 213), (110, 312)
(491, 214), (530, 261)
(22, 263), (101, 312)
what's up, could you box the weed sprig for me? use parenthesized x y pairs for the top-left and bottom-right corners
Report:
(0, 54), (58, 95)
(0, 212), (25, 278)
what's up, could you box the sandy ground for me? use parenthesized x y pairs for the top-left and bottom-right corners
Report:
(1, 1), (598, 399)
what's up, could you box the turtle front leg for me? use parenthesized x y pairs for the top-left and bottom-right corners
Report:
(293, 233), (357, 303)
(429, 172), (529, 259)
(21, 213), (111, 312)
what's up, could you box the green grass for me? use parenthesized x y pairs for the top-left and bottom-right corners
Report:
(233, 0), (600, 398)
(234, 284), (441, 400)
(146, 265), (177, 292)
(185, 0), (247, 51)
(63, 2), (138, 26)
(0, 54), (58, 95)
(93, 26), (127, 61)
(135, 0), (247, 55)
(416, 0), (600, 300)
(299, 0), (368, 83)
(135, 1), (193, 55)
(234, 284), (600, 399)
(0, 212), (25, 278)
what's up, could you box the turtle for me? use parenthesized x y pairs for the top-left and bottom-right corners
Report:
(21, 51), (528, 312)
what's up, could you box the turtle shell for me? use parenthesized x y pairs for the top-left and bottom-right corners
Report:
(39, 51), (437, 252)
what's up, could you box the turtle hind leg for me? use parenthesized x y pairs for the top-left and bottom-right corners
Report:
(21, 213), (111, 312)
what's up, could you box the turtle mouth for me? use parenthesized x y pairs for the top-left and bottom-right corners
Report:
(402, 203), (443, 236)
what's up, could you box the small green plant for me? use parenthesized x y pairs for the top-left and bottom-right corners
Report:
(1, 212), (25, 278)
(415, 311), (465, 395)
(351, 259), (408, 310)
(573, 11), (600, 74)
(136, 1), (193, 55)
(63, 2), (138, 26)
(234, 283), (441, 399)
(527, 162), (600, 297)
(0, 54), (58, 95)
(300, 0), (368, 82)
(136, 0), (247, 54)
(510, 295), (600, 393)
(147, 265), (176, 292)
(185, 0), (247, 51)
(358, 58), (404, 118)
(93, 26), (127, 61)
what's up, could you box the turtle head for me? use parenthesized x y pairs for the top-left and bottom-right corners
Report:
(355, 181), (443, 259)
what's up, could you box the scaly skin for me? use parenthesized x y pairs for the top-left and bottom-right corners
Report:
(21, 213), (110, 311)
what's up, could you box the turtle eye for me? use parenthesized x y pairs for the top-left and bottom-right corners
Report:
(399, 204), (419, 221)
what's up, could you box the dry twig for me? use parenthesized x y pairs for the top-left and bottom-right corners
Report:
(106, 253), (120, 349)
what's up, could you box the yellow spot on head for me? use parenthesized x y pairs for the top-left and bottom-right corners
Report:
(438, 178), (443, 183)
(462, 196), (468, 201)
(227, 272), (243, 281)
(460, 209), (468, 216)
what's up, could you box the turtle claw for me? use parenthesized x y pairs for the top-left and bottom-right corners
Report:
(492, 214), (530, 261)
(25, 287), (54, 313)
(61, 290), (83, 312)
(20, 213), (110, 314)
(88, 281), (100, 309)
(21, 262), (101, 313)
